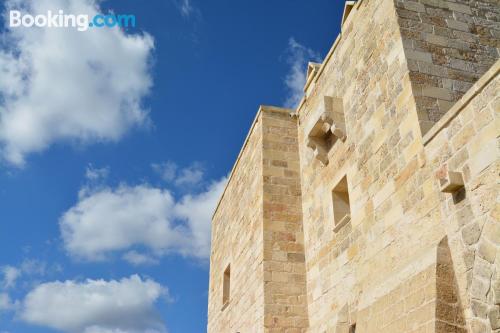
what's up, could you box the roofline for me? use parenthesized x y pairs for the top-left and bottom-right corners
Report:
(294, 0), (365, 115)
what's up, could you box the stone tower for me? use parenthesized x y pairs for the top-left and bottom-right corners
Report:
(208, 0), (500, 332)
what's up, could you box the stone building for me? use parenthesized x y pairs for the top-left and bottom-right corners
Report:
(207, 0), (500, 332)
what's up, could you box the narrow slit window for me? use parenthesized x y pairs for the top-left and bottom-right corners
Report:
(222, 264), (230, 307)
(332, 176), (351, 231)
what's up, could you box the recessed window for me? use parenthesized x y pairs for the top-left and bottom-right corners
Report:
(332, 176), (351, 232)
(349, 323), (356, 333)
(222, 264), (230, 308)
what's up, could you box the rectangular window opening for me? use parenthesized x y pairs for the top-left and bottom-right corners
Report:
(222, 264), (230, 308)
(332, 175), (351, 231)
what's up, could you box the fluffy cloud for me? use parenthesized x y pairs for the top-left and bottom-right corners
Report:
(152, 161), (205, 187)
(85, 165), (110, 182)
(20, 275), (166, 333)
(172, 0), (198, 19)
(152, 162), (178, 183)
(60, 178), (226, 261)
(123, 251), (159, 266)
(0, 0), (154, 166)
(283, 37), (320, 108)
(173, 178), (226, 257)
(0, 293), (17, 311)
(1, 266), (20, 289)
(1, 259), (62, 290)
(175, 163), (204, 187)
(179, 0), (194, 17)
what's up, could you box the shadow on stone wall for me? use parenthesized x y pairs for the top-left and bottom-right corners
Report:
(436, 237), (467, 333)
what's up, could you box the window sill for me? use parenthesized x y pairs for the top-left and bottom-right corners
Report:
(333, 215), (351, 233)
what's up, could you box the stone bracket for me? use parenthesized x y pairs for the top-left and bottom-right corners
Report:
(306, 96), (347, 166)
(439, 171), (464, 193)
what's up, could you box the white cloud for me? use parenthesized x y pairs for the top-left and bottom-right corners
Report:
(20, 275), (166, 333)
(84, 328), (162, 333)
(283, 37), (321, 108)
(19, 259), (55, 276)
(152, 162), (205, 187)
(85, 165), (110, 182)
(174, 163), (204, 187)
(123, 251), (159, 266)
(1, 266), (20, 289)
(60, 177), (226, 261)
(60, 185), (178, 261)
(173, 178), (226, 257)
(0, 293), (17, 311)
(1, 259), (62, 291)
(179, 0), (194, 17)
(151, 162), (178, 183)
(0, 0), (154, 166)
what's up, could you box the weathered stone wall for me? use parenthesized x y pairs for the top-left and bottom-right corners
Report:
(395, 0), (500, 134)
(208, 0), (499, 332)
(296, 0), (440, 331)
(261, 108), (309, 332)
(295, 0), (499, 332)
(208, 106), (309, 333)
(423, 62), (499, 332)
(208, 110), (265, 333)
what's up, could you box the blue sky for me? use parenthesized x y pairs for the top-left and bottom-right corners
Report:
(0, 0), (342, 332)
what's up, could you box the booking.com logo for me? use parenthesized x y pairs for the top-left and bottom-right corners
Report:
(9, 10), (136, 32)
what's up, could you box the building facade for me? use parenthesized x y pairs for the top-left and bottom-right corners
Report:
(208, 0), (500, 332)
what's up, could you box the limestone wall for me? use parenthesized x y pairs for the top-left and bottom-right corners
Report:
(295, 0), (499, 331)
(208, 110), (265, 333)
(423, 61), (499, 333)
(208, 106), (310, 333)
(296, 0), (437, 330)
(261, 108), (309, 332)
(208, 0), (499, 332)
(395, 0), (500, 135)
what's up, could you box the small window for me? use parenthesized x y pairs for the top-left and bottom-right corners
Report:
(349, 323), (356, 333)
(332, 176), (351, 232)
(222, 264), (230, 308)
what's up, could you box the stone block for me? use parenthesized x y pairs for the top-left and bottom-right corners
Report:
(446, 19), (470, 32)
(462, 222), (481, 245)
(439, 170), (464, 193)
(477, 239), (497, 264)
(404, 1), (426, 13)
(471, 278), (490, 301)
(448, 3), (473, 15)
(490, 307), (500, 330)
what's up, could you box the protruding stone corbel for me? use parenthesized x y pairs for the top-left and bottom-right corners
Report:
(313, 144), (329, 166)
(439, 171), (464, 193)
(330, 124), (346, 142)
(306, 138), (316, 150)
(305, 95), (347, 166)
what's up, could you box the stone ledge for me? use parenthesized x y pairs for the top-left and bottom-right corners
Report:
(423, 59), (500, 146)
